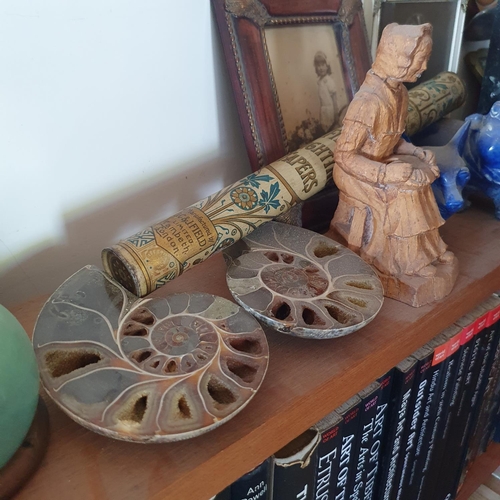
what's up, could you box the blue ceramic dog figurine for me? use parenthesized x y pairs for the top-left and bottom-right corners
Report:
(424, 123), (471, 219)
(399, 127), (469, 220)
(462, 101), (500, 219)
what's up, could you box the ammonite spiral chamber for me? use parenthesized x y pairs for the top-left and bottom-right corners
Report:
(33, 266), (269, 443)
(225, 222), (384, 339)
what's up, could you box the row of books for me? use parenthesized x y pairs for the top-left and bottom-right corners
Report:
(212, 293), (500, 500)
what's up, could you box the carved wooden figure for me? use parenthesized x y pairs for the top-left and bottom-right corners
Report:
(330, 23), (459, 307)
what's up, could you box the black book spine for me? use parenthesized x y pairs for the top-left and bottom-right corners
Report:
(363, 369), (394, 500)
(490, 294), (500, 447)
(451, 310), (494, 498)
(432, 313), (478, 500)
(477, 335), (500, 453)
(464, 317), (500, 464)
(271, 428), (320, 500)
(417, 326), (462, 500)
(474, 300), (500, 454)
(347, 382), (381, 500)
(377, 357), (417, 500)
(314, 411), (344, 500)
(332, 396), (362, 500)
(395, 345), (434, 500)
(479, 322), (500, 453)
(231, 459), (271, 500)
(404, 329), (452, 500)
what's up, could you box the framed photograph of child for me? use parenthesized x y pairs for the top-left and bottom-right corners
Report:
(212, 0), (371, 171)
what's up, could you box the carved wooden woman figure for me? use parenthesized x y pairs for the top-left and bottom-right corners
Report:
(331, 23), (458, 306)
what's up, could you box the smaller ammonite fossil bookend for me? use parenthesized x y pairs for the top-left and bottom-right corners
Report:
(225, 222), (384, 339)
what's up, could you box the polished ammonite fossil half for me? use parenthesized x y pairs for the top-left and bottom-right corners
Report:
(224, 222), (383, 339)
(33, 266), (269, 442)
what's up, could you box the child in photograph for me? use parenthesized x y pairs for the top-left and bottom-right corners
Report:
(314, 51), (339, 133)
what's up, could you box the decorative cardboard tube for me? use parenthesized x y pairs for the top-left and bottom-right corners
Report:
(103, 72), (466, 297)
(103, 132), (339, 296)
(405, 71), (466, 137)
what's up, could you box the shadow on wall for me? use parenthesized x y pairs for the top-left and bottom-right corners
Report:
(0, 153), (247, 307)
(0, 17), (251, 307)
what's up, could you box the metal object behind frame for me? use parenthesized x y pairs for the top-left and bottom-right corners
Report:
(371, 0), (466, 76)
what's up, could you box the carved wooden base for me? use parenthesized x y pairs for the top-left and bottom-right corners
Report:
(327, 227), (459, 307)
(377, 256), (459, 307)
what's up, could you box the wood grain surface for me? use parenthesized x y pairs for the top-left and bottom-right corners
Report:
(456, 443), (500, 500)
(9, 206), (500, 500)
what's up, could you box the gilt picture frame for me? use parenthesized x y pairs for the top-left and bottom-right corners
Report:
(212, 0), (372, 171)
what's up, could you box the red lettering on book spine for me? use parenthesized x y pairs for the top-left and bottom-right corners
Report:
(448, 333), (461, 357)
(460, 325), (475, 345)
(380, 376), (391, 389)
(432, 344), (447, 366)
(476, 314), (488, 333)
(487, 304), (500, 327)
(472, 318), (481, 336)
(345, 408), (359, 424)
(322, 426), (340, 443)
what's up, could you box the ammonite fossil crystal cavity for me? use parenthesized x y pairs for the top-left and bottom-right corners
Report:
(224, 222), (383, 339)
(32, 266), (269, 443)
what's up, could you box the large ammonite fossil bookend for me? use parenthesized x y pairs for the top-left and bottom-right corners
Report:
(224, 222), (384, 339)
(32, 266), (269, 443)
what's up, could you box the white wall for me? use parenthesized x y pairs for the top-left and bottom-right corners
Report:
(0, 1), (251, 306)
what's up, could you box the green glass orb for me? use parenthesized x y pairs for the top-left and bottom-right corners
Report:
(0, 304), (39, 468)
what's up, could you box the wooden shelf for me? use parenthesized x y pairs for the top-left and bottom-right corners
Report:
(456, 443), (500, 500)
(9, 206), (500, 500)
